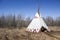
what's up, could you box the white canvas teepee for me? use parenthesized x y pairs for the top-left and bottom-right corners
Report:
(26, 10), (50, 33)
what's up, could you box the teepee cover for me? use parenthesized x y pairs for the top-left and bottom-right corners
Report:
(26, 11), (50, 33)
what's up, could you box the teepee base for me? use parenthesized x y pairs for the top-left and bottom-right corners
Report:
(26, 27), (50, 33)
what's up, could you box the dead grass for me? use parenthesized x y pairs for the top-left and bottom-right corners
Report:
(0, 26), (60, 40)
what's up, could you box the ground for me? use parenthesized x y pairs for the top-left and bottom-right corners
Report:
(0, 26), (60, 40)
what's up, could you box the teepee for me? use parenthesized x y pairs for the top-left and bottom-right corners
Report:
(26, 9), (50, 33)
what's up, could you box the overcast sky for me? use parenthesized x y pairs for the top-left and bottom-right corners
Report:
(0, 0), (60, 19)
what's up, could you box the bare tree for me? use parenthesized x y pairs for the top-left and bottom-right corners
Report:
(16, 15), (23, 28)
(55, 17), (60, 26)
(6, 15), (13, 27)
(45, 16), (54, 26)
(0, 15), (6, 27)
(12, 14), (16, 27)
(25, 17), (31, 27)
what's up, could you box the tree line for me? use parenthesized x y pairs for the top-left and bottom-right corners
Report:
(0, 14), (60, 28)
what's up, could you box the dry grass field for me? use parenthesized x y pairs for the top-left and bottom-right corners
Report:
(0, 26), (60, 40)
